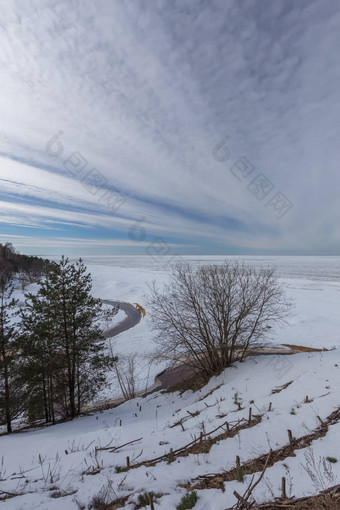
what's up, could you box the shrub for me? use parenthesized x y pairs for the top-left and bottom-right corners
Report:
(176, 491), (198, 510)
(137, 492), (162, 507)
(326, 457), (338, 463)
(167, 448), (175, 464)
(237, 466), (244, 482)
(114, 465), (127, 473)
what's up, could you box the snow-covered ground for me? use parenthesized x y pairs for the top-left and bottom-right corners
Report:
(1, 255), (340, 509)
(87, 256), (340, 399)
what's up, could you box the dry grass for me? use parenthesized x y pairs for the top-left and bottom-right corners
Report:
(197, 384), (224, 401)
(282, 344), (330, 353)
(165, 372), (210, 394)
(271, 381), (293, 395)
(251, 484), (340, 509)
(183, 407), (340, 492)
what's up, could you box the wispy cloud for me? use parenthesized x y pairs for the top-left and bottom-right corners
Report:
(0, 233), (194, 250)
(0, 0), (339, 255)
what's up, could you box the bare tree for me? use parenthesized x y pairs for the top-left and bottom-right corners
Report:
(112, 353), (138, 401)
(148, 261), (292, 378)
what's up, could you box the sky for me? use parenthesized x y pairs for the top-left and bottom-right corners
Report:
(0, 0), (340, 257)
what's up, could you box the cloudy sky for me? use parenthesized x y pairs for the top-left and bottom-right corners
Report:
(0, 0), (339, 256)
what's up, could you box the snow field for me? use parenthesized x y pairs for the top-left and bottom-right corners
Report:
(1, 256), (340, 508)
(1, 348), (339, 509)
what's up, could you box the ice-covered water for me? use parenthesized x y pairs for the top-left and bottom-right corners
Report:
(82, 255), (340, 283)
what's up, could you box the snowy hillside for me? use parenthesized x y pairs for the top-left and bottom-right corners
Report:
(1, 256), (340, 509)
(1, 349), (339, 509)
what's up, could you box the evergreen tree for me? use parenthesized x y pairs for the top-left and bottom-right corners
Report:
(19, 271), (58, 423)
(0, 277), (18, 433)
(18, 257), (117, 421)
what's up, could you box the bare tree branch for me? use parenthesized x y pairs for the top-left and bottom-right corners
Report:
(148, 261), (292, 378)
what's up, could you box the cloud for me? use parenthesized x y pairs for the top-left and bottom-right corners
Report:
(0, 233), (193, 250)
(0, 0), (339, 254)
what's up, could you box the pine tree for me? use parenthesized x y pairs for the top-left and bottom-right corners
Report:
(0, 277), (18, 433)
(19, 271), (58, 424)
(18, 257), (117, 421)
(56, 257), (116, 417)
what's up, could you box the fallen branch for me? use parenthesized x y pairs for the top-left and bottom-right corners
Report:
(0, 489), (25, 500)
(241, 452), (271, 505)
(96, 437), (143, 453)
(130, 415), (262, 471)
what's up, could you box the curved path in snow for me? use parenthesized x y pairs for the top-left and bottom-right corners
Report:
(102, 300), (142, 338)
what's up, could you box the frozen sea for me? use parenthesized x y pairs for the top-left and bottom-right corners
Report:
(81, 254), (340, 282)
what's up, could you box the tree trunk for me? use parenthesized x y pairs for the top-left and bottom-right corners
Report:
(1, 286), (12, 433)
(42, 367), (49, 423)
(3, 357), (12, 433)
(47, 314), (55, 424)
(62, 289), (75, 418)
(76, 358), (81, 415)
